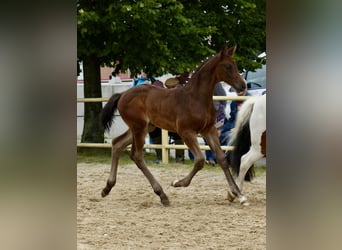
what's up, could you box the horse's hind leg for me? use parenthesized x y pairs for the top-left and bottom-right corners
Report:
(130, 129), (170, 206)
(171, 132), (205, 187)
(101, 130), (133, 197)
(227, 148), (263, 205)
(236, 148), (263, 191)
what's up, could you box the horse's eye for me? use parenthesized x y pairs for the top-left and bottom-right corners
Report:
(225, 64), (232, 70)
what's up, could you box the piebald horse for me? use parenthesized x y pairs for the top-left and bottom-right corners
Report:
(227, 94), (266, 205)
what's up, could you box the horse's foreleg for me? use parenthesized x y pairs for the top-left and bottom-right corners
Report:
(205, 129), (248, 205)
(131, 130), (170, 206)
(171, 132), (205, 187)
(101, 130), (132, 197)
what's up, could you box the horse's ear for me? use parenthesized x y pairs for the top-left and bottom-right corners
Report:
(227, 45), (237, 56)
(220, 44), (236, 57)
(220, 44), (228, 58)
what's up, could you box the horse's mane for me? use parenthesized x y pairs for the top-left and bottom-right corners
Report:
(191, 54), (218, 76)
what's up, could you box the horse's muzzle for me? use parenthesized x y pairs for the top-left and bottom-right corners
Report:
(234, 80), (247, 94)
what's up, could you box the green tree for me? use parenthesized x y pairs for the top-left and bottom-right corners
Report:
(77, 0), (265, 143)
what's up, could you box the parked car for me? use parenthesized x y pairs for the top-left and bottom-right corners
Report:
(243, 64), (266, 95)
(225, 64), (266, 96)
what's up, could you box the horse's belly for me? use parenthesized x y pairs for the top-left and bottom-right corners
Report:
(150, 118), (177, 133)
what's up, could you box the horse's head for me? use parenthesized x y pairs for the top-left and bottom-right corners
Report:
(215, 45), (246, 94)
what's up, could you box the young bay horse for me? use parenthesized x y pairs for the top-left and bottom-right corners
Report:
(101, 45), (247, 206)
(227, 94), (266, 205)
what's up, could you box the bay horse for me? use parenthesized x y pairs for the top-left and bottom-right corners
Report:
(101, 45), (247, 206)
(226, 94), (266, 205)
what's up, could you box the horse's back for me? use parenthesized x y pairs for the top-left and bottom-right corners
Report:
(117, 84), (212, 133)
(118, 85), (165, 108)
(250, 95), (266, 133)
(117, 85), (180, 130)
(229, 94), (266, 151)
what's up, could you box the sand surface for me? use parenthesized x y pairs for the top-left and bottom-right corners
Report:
(77, 163), (266, 249)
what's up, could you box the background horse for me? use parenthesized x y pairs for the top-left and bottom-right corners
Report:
(101, 45), (247, 206)
(227, 94), (266, 205)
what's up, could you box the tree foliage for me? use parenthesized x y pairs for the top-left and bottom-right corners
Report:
(77, 0), (265, 77)
(77, 0), (265, 143)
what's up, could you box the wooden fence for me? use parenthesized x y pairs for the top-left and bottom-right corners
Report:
(77, 95), (251, 164)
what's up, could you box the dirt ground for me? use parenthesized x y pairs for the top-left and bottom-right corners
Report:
(77, 163), (266, 250)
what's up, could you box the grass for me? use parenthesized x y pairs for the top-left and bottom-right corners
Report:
(77, 148), (112, 164)
(77, 148), (266, 176)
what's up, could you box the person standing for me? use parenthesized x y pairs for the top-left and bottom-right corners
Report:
(164, 77), (186, 163)
(223, 89), (250, 144)
(131, 70), (151, 87)
(148, 79), (164, 161)
(224, 89), (250, 165)
(109, 60), (122, 84)
(204, 82), (229, 165)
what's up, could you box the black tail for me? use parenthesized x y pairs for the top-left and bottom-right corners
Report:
(227, 122), (255, 181)
(101, 93), (122, 132)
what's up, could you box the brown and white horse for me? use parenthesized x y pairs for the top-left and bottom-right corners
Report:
(227, 94), (266, 205)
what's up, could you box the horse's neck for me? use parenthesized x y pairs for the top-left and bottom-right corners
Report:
(188, 71), (217, 99)
(185, 55), (223, 105)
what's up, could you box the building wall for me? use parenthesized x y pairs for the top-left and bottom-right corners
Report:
(78, 62), (132, 82)
(100, 66), (132, 81)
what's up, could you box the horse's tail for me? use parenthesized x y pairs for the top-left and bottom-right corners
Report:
(101, 93), (122, 132)
(227, 97), (256, 181)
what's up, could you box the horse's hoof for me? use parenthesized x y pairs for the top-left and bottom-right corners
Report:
(171, 180), (179, 187)
(239, 196), (249, 206)
(227, 191), (236, 202)
(161, 198), (170, 207)
(101, 189), (108, 197)
(241, 201), (250, 206)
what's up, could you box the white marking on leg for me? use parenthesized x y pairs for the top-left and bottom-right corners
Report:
(239, 195), (249, 206)
(171, 180), (179, 186)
